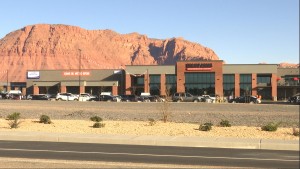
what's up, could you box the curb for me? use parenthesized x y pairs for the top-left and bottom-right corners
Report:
(0, 131), (298, 151)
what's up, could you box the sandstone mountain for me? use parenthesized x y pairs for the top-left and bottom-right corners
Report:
(278, 62), (299, 68)
(0, 24), (219, 82)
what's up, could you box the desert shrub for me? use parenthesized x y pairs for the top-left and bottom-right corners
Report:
(199, 122), (213, 131)
(292, 127), (299, 136)
(160, 101), (171, 123)
(7, 112), (21, 120)
(39, 115), (51, 124)
(219, 119), (231, 127)
(261, 122), (280, 132)
(90, 116), (103, 122)
(148, 118), (156, 126)
(6, 112), (22, 129)
(93, 122), (105, 128)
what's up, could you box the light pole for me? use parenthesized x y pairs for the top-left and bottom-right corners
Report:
(6, 69), (8, 92)
(78, 49), (81, 93)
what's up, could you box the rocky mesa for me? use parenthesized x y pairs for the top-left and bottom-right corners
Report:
(0, 24), (219, 82)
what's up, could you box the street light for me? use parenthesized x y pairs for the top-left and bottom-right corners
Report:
(78, 49), (82, 93)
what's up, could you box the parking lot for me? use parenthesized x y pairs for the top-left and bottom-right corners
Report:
(0, 100), (298, 127)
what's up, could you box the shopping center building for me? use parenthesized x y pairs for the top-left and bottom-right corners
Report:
(1, 60), (299, 100)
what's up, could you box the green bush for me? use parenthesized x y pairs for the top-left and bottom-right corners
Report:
(40, 115), (51, 124)
(6, 113), (21, 129)
(261, 122), (280, 132)
(92, 122), (105, 128)
(7, 112), (21, 120)
(148, 118), (156, 126)
(90, 116), (103, 122)
(199, 122), (213, 131)
(219, 119), (231, 127)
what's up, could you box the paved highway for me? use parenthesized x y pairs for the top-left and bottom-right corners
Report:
(0, 141), (298, 168)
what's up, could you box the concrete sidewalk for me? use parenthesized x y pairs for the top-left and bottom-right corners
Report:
(0, 131), (298, 151)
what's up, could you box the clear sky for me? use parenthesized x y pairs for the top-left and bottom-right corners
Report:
(0, 0), (299, 64)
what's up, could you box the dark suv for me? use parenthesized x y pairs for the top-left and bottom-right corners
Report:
(228, 96), (261, 104)
(120, 95), (138, 102)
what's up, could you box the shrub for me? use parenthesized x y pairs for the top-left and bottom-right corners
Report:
(40, 115), (51, 124)
(199, 122), (213, 131)
(6, 112), (22, 129)
(148, 118), (156, 126)
(219, 119), (231, 127)
(7, 112), (21, 120)
(261, 122), (280, 132)
(292, 127), (299, 136)
(93, 122), (105, 128)
(160, 101), (171, 123)
(90, 116), (103, 122)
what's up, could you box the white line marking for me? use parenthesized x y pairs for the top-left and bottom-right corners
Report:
(0, 148), (298, 162)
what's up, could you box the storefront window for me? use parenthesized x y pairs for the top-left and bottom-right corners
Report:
(240, 74), (252, 96)
(149, 75), (160, 95)
(185, 72), (215, 95)
(223, 74), (235, 97)
(166, 75), (177, 96)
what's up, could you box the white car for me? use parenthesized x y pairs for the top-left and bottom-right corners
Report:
(78, 93), (96, 101)
(56, 93), (78, 101)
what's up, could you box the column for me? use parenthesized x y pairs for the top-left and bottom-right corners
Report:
(252, 73), (257, 96)
(60, 86), (67, 93)
(112, 86), (118, 96)
(144, 74), (149, 93)
(234, 73), (240, 97)
(33, 85), (39, 95)
(125, 74), (131, 94)
(79, 86), (85, 94)
(271, 73), (277, 101)
(160, 74), (166, 96)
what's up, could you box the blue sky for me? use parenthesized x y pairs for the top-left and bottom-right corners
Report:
(0, 0), (299, 64)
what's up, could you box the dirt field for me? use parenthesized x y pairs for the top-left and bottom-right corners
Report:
(0, 100), (299, 140)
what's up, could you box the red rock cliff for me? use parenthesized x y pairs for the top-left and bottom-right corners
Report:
(0, 24), (219, 82)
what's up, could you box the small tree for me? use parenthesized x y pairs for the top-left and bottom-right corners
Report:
(7, 112), (22, 129)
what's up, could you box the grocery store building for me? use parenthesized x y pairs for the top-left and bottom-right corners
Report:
(21, 60), (299, 100)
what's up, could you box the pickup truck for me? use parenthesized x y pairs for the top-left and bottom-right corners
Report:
(172, 92), (202, 102)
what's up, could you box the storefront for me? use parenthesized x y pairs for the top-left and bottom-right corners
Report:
(11, 60), (296, 101)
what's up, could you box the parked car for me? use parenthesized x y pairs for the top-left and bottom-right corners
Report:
(31, 94), (50, 100)
(201, 94), (216, 103)
(27, 94), (33, 100)
(56, 93), (78, 101)
(120, 95), (138, 102)
(172, 92), (202, 102)
(228, 96), (261, 104)
(288, 95), (300, 104)
(78, 93), (96, 101)
(98, 95), (118, 102)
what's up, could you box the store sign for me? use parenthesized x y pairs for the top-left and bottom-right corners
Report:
(62, 71), (91, 76)
(186, 63), (213, 71)
(27, 71), (40, 79)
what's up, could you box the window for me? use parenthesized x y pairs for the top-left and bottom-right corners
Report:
(166, 74), (177, 96)
(185, 72), (215, 95)
(240, 74), (252, 96)
(223, 74), (235, 97)
(149, 75), (161, 95)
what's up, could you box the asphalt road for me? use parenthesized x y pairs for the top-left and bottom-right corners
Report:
(0, 140), (298, 168)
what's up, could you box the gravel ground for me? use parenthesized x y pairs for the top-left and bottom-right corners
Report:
(0, 100), (299, 127)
